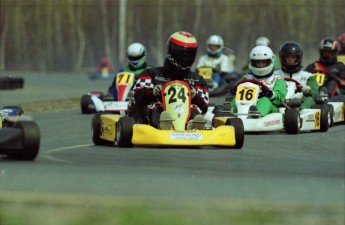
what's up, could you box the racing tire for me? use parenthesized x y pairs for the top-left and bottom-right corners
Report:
(91, 113), (115, 146)
(225, 118), (244, 149)
(319, 105), (330, 132)
(7, 121), (40, 160)
(116, 117), (135, 148)
(284, 108), (300, 135)
(3, 106), (24, 115)
(80, 95), (91, 114)
(326, 104), (334, 127)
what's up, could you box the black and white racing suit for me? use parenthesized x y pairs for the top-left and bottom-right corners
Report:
(133, 59), (209, 128)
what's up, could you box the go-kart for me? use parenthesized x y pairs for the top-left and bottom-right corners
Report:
(0, 76), (24, 89)
(0, 106), (40, 160)
(91, 80), (244, 149)
(312, 71), (345, 125)
(312, 70), (345, 97)
(210, 78), (331, 134)
(283, 77), (332, 131)
(80, 72), (134, 114)
(196, 67), (238, 97)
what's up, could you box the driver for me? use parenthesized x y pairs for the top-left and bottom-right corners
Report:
(107, 43), (153, 100)
(230, 46), (287, 117)
(304, 38), (345, 97)
(196, 35), (239, 87)
(274, 41), (318, 109)
(133, 31), (209, 130)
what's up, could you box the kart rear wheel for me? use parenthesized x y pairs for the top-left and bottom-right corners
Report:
(284, 108), (300, 134)
(80, 95), (91, 114)
(116, 117), (134, 147)
(225, 118), (244, 149)
(92, 113), (115, 146)
(319, 105), (330, 132)
(8, 121), (40, 160)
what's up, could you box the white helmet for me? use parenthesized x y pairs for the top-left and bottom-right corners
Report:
(255, 37), (270, 46)
(249, 46), (274, 77)
(127, 43), (147, 69)
(207, 35), (224, 57)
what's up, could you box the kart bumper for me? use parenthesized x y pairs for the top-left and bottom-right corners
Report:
(131, 124), (237, 147)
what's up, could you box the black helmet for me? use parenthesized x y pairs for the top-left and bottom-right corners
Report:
(279, 41), (303, 73)
(167, 31), (198, 70)
(319, 38), (340, 64)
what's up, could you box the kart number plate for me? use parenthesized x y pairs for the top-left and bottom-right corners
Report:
(313, 72), (325, 86)
(235, 86), (257, 101)
(198, 68), (213, 80)
(116, 72), (134, 85)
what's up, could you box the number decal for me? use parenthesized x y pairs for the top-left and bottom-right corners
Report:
(236, 86), (257, 101)
(314, 111), (320, 129)
(198, 68), (213, 80)
(167, 86), (187, 104)
(313, 72), (325, 86)
(116, 73), (134, 85)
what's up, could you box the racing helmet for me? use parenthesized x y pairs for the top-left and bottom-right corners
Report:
(127, 43), (147, 69)
(255, 37), (271, 46)
(319, 38), (340, 64)
(167, 31), (198, 70)
(279, 41), (303, 73)
(206, 35), (224, 58)
(249, 46), (274, 77)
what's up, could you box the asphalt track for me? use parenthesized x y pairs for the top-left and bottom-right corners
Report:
(0, 72), (344, 221)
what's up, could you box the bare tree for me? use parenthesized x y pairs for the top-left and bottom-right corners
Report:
(118, 0), (127, 66)
(0, 11), (9, 70)
(101, 0), (112, 64)
(75, 0), (86, 71)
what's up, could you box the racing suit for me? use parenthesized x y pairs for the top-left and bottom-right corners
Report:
(274, 70), (318, 109)
(304, 61), (345, 97)
(230, 72), (287, 116)
(107, 63), (153, 100)
(133, 59), (209, 128)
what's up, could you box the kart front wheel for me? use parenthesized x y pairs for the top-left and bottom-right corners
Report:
(116, 117), (135, 147)
(284, 108), (300, 135)
(91, 113), (114, 146)
(225, 118), (244, 149)
(80, 95), (91, 114)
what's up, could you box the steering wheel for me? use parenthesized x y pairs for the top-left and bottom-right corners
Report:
(283, 77), (303, 93)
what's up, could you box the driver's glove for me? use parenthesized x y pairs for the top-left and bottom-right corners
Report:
(190, 86), (197, 98)
(302, 85), (311, 95)
(153, 85), (162, 97)
(264, 90), (275, 100)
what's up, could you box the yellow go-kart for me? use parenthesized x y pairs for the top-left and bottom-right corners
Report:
(92, 80), (244, 149)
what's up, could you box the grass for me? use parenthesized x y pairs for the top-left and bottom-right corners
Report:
(0, 192), (343, 225)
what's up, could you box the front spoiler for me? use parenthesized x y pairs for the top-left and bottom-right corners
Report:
(131, 124), (237, 147)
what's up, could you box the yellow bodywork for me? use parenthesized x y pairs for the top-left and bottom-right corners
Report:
(100, 114), (122, 142)
(131, 124), (237, 147)
(212, 116), (231, 127)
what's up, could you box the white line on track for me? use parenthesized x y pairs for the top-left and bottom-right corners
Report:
(39, 144), (94, 163)
(44, 144), (94, 154)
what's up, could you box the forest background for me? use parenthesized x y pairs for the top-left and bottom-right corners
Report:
(1, 0), (344, 73)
